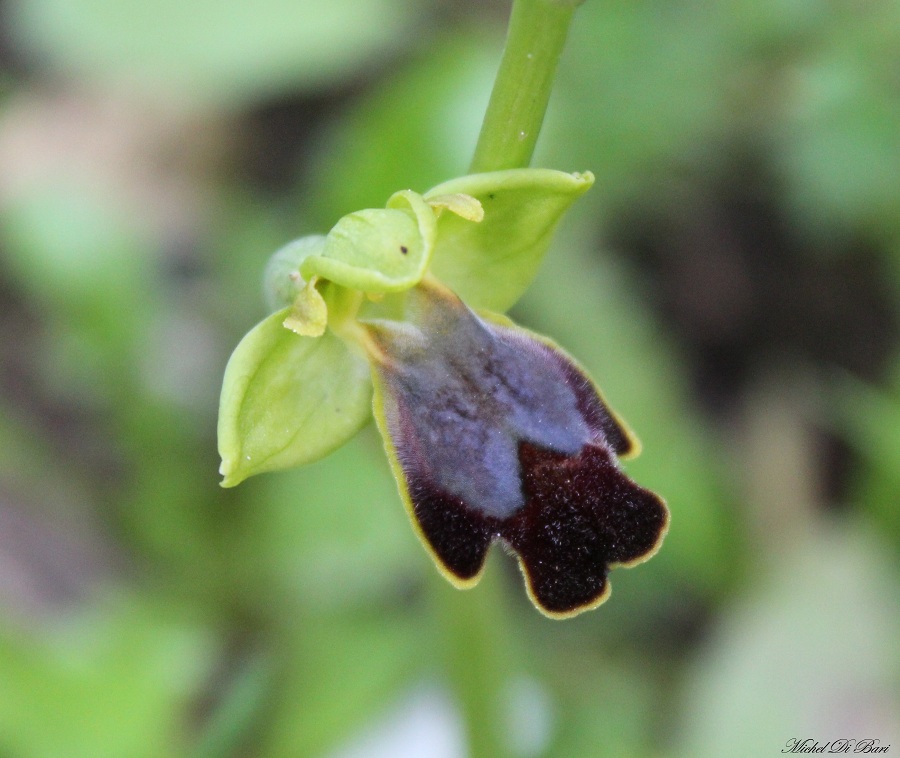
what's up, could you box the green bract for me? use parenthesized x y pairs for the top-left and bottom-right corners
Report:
(219, 167), (593, 487)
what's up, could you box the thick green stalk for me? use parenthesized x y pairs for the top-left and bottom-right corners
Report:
(469, 0), (583, 173)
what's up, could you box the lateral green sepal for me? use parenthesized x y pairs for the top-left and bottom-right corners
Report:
(218, 308), (372, 486)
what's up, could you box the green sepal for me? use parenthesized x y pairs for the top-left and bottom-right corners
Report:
(425, 168), (594, 312)
(218, 308), (372, 487)
(300, 189), (438, 294)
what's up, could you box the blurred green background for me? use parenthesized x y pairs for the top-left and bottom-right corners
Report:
(0, 0), (898, 756)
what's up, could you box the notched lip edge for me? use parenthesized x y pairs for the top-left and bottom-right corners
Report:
(514, 550), (614, 620)
(506, 491), (670, 619)
(423, 545), (490, 590)
(609, 495), (671, 570)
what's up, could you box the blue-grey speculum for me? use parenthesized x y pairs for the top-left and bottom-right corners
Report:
(366, 283), (610, 518)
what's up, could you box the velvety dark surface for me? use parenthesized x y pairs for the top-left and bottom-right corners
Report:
(370, 283), (668, 614)
(403, 440), (667, 614)
(504, 442), (668, 614)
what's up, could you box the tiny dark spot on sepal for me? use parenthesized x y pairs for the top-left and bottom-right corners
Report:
(400, 245), (409, 254)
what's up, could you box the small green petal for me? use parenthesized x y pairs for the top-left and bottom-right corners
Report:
(300, 189), (438, 294)
(426, 193), (484, 222)
(283, 278), (328, 337)
(263, 235), (327, 312)
(425, 168), (594, 312)
(218, 308), (372, 487)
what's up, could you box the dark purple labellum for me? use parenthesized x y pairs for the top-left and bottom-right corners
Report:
(365, 282), (669, 617)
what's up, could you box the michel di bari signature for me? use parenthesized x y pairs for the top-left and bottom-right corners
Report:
(783, 738), (891, 754)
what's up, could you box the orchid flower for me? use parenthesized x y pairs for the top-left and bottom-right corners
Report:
(217, 168), (669, 618)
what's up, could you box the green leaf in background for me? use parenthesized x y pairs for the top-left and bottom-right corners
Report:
(832, 365), (900, 550)
(258, 608), (426, 758)
(0, 595), (216, 758)
(0, 182), (155, 359)
(543, 660), (656, 758)
(541, 0), (729, 208)
(305, 33), (498, 224)
(8, 0), (419, 107)
(674, 521), (900, 758)
(425, 168), (594, 312)
(227, 428), (420, 614)
(778, 12), (900, 245)
(218, 308), (372, 487)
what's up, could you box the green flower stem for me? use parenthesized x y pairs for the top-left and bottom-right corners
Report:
(469, 0), (583, 173)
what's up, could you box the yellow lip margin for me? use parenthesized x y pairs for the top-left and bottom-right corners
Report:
(369, 367), (491, 592)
